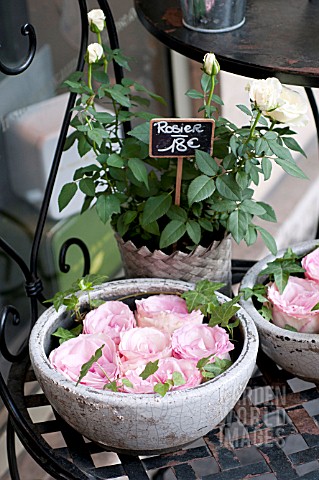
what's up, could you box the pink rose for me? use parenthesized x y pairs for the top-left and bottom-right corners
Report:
(119, 327), (172, 362)
(172, 324), (234, 362)
(135, 294), (203, 334)
(83, 301), (136, 345)
(302, 247), (319, 282)
(120, 357), (202, 394)
(49, 334), (119, 389)
(267, 277), (319, 333)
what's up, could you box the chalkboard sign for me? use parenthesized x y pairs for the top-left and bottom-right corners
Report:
(149, 118), (215, 158)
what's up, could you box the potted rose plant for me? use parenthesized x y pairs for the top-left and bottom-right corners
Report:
(240, 239), (319, 383)
(58, 8), (309, 288)
(30, 276), (258, 454)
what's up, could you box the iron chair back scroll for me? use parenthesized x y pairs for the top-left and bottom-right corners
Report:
(0, 1), (128, 478)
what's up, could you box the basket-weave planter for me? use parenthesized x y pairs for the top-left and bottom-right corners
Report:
(115, 234), (232, 290)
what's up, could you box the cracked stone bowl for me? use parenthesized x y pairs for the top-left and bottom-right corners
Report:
(29, 278), (258, 455)
(240, 240), (319, 383)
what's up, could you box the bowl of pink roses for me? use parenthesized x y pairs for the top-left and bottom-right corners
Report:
(240, 239), (319, 383)
(29, 277), (258, 455)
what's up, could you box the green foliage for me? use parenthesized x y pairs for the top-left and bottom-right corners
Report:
(76, 344), (104, 386)
(181, 280), (240, 335)
(47, 274), (108, 320)
(59, 25), (308, 256)
(260, 247), (305, 293)
(197, 356), (233, 379)
(52, 325), (83, 345)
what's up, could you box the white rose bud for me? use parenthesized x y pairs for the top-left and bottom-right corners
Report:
(203, 53), (220, 76)
(87, 43), (104, 64)
(266, 86), (309, 127)
(247, 77), (282, 112)
(88, 9), (106, 32)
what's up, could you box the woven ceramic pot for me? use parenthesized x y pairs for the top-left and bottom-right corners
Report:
(30, 278), (258, 455)
(240, 240), (319, 383)
(115, 235), (232, 291)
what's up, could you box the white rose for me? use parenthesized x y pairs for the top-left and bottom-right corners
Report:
(87, 43), (104, 64)
(247, 77), (282, 112)
(266, 86), (309, 127)
(203, 53), (220, 76)
(88, 9), (105, 32)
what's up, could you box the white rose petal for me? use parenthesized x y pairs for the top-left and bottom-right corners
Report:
(88, 9), (106, 32)
(266, 86), (309, 127)
(247, 77), (282, 112)
(87, 43), (104, 64)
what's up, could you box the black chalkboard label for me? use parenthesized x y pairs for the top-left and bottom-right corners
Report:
(149, 118), (215, 158)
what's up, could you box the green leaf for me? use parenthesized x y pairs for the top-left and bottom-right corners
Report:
(87, 128), (108, 148)
(96, 194), (121, 223)
(283, 136), (306, 157)
(185, 89), (204, 99)
(261, 157), (272, 180)
(104, 381), (118, 392)
(93, 112), (115, 124)
(128, 158), (149, 188)
(79, 178), (95, 197)
(121, 378), (134, 388)
(208, 298), (240, 328)
(236, 171), (249, 190)
(312, 302), (319, 311)
(77, 344), (104, 386)
(268, 139), (293, 161)
(139, 360), (159, 380)
(172, 371), (186, 387)
(259, 305), (272, 321)
(255, 226), (277, 256)
(104, 86), (131, 108)
(51, 325), (82, 345)
(78, 135), (92, 157)
(201, 357), (232, 379)
(236, 104), (252, 116)
(240, 284), (268, 303)
(107, 153), (124, 168)
(143, 220), (160, 235)
(159, 220), (187, 249)
(181, 280), (224, 314)
(195, 150), (219, 175)
(239, 200), (266, 216)
(141, 194), (172, 225)
(244, 225), (258, 246)
(284, 324), (298, 332)
(128, 122), (150, 144)
(256, 202), (277, 222)
(154, 382), (170, 397)
(167, 205), (188, 222)
(216, 175), (241, 201)
(58, 182), (77, 211)
(186, 220), (201, 244)
(198, 218), (214, 232)
(274, 157), (308, 179)
(187, 175), (215, 206)
(228, 210), (249, 243)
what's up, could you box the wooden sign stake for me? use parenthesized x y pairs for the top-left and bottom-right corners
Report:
(175, 157), (183, 206)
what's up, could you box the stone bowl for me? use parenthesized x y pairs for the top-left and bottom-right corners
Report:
(29, 278), (258, 455)
(240, 240), (319, 383)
